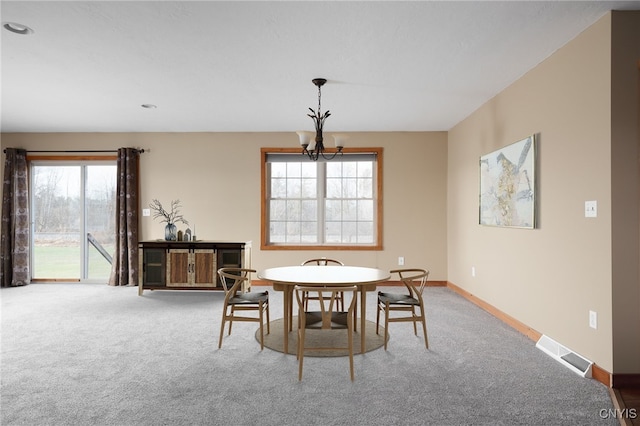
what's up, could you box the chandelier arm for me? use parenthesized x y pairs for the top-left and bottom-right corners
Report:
(320, 149), (343, 161)
(302, 145), (322, 161)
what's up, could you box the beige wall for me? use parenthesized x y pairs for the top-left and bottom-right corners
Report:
(448, 12), (640, 374)
(0, 131), (448, 279)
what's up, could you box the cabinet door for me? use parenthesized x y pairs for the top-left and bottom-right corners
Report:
(167, 249), (190, 286)
(193, 249), (216, 287)
(141, 248), (166, 286)
(217, 248), (243, 289)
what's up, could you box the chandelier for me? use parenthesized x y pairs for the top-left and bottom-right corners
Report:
(297, 78), (346, 161)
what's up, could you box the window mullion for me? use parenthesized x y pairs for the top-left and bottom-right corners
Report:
(317, 162), (326, 244)
(81, 165), (88, 280)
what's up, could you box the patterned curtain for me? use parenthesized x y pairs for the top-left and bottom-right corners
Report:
(1, 148), (30, 287)
(108, 148), (140, 286)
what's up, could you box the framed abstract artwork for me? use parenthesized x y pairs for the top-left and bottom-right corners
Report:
(479, 135), (536, 229)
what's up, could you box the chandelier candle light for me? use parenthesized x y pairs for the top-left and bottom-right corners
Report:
(297, 78), (347, 161)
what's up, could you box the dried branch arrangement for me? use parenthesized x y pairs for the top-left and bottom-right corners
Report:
(149, 199), (189, 225)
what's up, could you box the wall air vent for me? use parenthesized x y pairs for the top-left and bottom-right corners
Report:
(536, 334), (593, 378)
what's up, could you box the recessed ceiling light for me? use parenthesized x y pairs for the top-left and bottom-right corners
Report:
(141, 104), (157, 109)
(3, 22), (34, 35)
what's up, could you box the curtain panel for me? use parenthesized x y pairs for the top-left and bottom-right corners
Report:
(109, 148), (140, 286)
(1, 148), (30, 287)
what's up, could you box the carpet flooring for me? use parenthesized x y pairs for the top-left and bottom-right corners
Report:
(1, 283), (616, 425)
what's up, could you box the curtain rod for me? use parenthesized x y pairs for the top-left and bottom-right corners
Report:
(3, 149), (145, 154)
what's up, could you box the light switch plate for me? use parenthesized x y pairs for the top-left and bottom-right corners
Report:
(585, 201), (597, 218)
(142, 208), (151, 217)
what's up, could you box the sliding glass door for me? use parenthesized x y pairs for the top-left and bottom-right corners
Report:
(30, 162), (117, 282)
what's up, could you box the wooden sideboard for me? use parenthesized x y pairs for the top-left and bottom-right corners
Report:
(138, 240), (251, 295)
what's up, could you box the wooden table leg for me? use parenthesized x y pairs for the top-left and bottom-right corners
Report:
(283, 286), (291, 354)
(360, 287), (366, 353)
(288, 288), (294, 332)
(270, 283), (295, 354)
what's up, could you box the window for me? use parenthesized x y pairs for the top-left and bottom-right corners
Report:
(261, 148), (382, 250)
(29, 158), (117, 282)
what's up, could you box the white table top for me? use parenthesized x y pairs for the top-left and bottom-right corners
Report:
(257, 265), (390, 285)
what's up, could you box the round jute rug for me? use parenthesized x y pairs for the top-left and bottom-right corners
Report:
(256, 316), (387, 357)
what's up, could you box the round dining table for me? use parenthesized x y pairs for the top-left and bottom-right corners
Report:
(257, 265), (391, 354)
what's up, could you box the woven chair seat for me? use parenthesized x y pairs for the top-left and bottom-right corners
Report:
(377, 292), (420, 306)
(229, 292), (269, 305)
(303, 311), (350, 329)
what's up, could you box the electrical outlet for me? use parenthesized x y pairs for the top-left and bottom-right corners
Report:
(589, 310), (597, 329)
(398, 256), (405, 266)
(142, 208), (151, 217)
(471, 266), (476, 277)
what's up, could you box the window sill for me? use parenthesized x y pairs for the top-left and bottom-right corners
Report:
(260, 243), (382, 251)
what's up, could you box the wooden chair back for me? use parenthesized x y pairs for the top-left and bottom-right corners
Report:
(294, 285), (358, 380)
(301, 258), (344, 266)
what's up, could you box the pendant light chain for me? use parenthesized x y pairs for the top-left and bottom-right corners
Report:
(317, 84), (323, 118)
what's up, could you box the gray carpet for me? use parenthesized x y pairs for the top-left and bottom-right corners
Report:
(1, 284), (616, 425)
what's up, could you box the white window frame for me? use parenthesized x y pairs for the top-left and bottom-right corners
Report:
(261, 147), (383, 250)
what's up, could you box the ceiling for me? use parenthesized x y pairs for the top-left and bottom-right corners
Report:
(2, 1), (640, 133)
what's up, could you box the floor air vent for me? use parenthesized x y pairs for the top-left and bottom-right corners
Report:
(536, 334), (593, 378)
